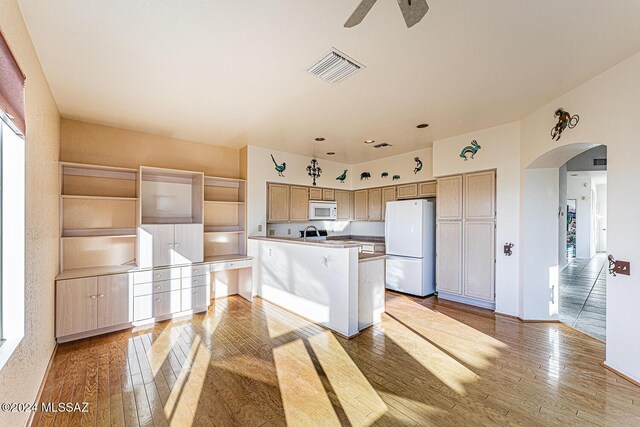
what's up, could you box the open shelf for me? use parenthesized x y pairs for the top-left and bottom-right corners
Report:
(62, 195), (138, 201)
(204, 226), (245, 234)
(204, 200), (245, 205)
(61, 162), (138, 198)
(61, 228), (137, 239)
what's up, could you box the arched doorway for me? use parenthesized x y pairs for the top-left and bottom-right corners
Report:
(521, 143), (608, 341)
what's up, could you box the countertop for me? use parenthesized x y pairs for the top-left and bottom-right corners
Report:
(358, 253), (386, 263)
(248, 236), (363, 248)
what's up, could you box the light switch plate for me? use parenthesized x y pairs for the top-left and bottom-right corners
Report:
(258, 225), (263, 232)
(614, 260), (631, 276)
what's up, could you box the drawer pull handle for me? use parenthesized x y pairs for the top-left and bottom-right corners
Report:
(175, 243), (181, 247)
(193, 280), (199, 284)
(155, 274), (161, 278)
(155, 285), (161, 289)
(155, 298), (160, 302)
(194, 292), (199, 295)
(99, 294), (104, 298)
(89, 295), (96, 299)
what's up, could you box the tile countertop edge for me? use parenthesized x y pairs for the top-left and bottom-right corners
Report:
(248, 236), (363, 248)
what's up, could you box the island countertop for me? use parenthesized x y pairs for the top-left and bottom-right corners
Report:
(248, 236), (363, 248)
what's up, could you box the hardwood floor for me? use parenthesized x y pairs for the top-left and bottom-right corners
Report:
(33, 293), (640, 426)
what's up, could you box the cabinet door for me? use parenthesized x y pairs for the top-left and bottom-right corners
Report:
(464, 222), (495, 301)
(354, 190), (368, 221)
(381, 187), (396, 220)
(181, 286), (210, 311)
(436, 222), (463, 295)
(368, 188), (382, 221)
(418, 181), (437, 197)
(290, 186), (309, 222)
(268, 184), (290, 222)
(335, 190), (351, 220)
(174, 224), (204, 264)
(396, 183), (418, 199)
(437, 175), (463, 220)
(349, 192), (355, 220)
(56, 277), (98, 337)
(309, 187), (323, 200)
(139, 224), (174, 268)
(97, 273), (131, 329)
(465, 171), (495, 220)
(322, 189), (335, 201)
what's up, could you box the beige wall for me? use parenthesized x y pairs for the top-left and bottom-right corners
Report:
(0, 1), (61, 426)
(61, 119), (240, 177)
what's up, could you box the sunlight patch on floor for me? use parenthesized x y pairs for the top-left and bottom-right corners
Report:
(309, 330), (388, 425)
(272, 338), (341, 426)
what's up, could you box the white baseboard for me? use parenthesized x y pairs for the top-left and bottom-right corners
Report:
(436, 291), (496, 310)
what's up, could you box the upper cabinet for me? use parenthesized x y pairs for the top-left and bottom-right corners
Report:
(418, 181), (437, 198)
(309, 187), (323, 200)
(335, 190), (351, 221)
(381, 187), (396, 220)
(354, 190), (368, 221)
(367, 188), (382, 221)
(322, 189), (335, 201)
(436, 175), (463, 220)
(464, 171), (496, 220)
(396, 183), (418, 199)
(268, 183), (290, 222)
(290, 186), (309, 222)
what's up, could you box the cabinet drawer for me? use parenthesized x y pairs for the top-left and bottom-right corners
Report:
(181, 286), (210, 312)
(181, 264), (209, 278)
(133, 267), (181, 284)
(133, 278), (181, 297)
(182, 274), (210, 289)
(360, 244), (376, 254)
(210, 259), (252, 272)
(133, 290), (182, 320)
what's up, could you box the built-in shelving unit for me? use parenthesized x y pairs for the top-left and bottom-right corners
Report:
(60, 162), (139, 272)
(203, 176), (246, 258)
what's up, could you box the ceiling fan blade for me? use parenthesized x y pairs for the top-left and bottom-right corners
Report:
(344, 0), (378, 28)
(397, 0), (429, 28)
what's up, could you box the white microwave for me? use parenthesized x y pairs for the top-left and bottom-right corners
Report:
(309, 201), (337, 220)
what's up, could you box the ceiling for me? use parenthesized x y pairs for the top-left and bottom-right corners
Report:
(17, 1), (640, 163)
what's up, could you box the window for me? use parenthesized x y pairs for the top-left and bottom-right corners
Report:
(0, 30), (26, 369)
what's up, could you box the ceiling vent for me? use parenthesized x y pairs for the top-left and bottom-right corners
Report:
(373, 142), (392, 149)
(593, 158), (607, 166)
(307, 48), (364, 84)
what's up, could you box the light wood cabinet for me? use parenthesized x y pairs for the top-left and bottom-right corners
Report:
(335, 190), (351, 221)
(368, 188), (382, 221)
(309, 187), (323, 200)
(174, 224), (204, 265)
(56, 277), (98, 337)
(268, 183), (290, 222)
(397, 183), (418, 199)
(97, 274), (130, 329)
(464, 171), (496, 220)
(290, 186), (309, 222)
(436, 222), (463, 295)
(381, 187), (396, 220)
(322, 189), (335, 201)
(354, 190), (368, 221)
(464, 221), (495, 301)
(437, 175), (463, 220)
(418, 181), (437, 197)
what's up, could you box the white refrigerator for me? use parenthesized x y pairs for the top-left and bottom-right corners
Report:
(385, 199), (436, 296)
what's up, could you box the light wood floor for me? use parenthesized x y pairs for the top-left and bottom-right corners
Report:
(33, 293), (640, 426)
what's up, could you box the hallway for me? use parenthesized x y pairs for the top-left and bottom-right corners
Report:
(559, 253), (607, 341)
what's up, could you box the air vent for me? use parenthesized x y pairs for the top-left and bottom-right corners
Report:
(373, 142), (392, 149)
(593, 158), (607, 166)
(307, 48), (364, 84)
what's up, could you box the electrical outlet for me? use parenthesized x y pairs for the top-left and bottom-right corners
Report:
(288, 229), (291, 235)
(269, 229), (275, 236)
(258, 224), (263, 232)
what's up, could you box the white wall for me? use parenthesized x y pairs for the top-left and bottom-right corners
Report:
(432, 122), (521, 317)
(567, 176), (594, 259)
(351, 147), (434, 190)
(520, 50), (640, 381)
(558, 164), (568, 268)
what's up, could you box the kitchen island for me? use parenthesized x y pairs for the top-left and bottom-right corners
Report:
(247, 236), (385, 337)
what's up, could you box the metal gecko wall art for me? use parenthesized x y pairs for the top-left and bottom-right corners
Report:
(551, 107), (579, 141)
(460, 140), (481, 161)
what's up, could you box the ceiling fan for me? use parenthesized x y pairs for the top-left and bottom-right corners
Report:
(344, 0), (429, 28)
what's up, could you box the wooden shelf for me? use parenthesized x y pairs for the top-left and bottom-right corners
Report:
(56, 264), (138, 281)
(61, 228), (137, 239)
(62, 195), (138, 201)
(203, 254), (251, 263)
(204, 200), (245, 205)
(204, 226), (245, 234)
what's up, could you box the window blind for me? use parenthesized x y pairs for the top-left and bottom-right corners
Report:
(0, 31), (25, 135)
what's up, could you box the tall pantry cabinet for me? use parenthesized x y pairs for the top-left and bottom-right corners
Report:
(436, 170), (496, 309)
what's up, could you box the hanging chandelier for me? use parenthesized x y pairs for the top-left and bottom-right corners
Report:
(307, 159), (322, 186)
